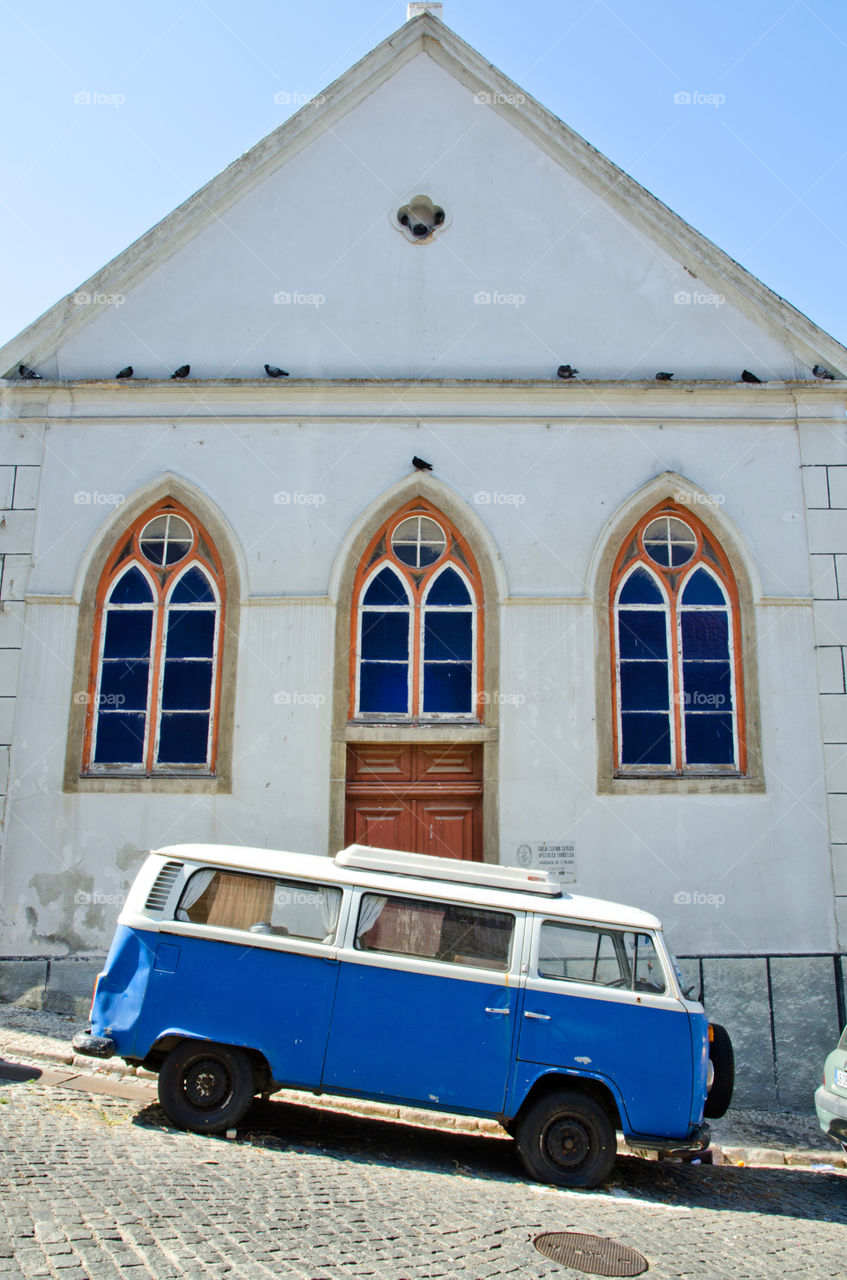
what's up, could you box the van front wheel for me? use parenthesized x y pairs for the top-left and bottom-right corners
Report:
(515, 1090), (617, 1188)
(158, 1041), (255, 1134)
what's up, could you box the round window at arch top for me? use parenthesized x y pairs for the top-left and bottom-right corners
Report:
(139, 513), (193, 567)
(642, 515), (697, 568)
(391, 516), (447, 568)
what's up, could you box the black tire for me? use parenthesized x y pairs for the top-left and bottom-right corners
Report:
(703, 1022), (734, 1119)
(158, 1040), (255, 1133)
(515, 1089), (617, 1188)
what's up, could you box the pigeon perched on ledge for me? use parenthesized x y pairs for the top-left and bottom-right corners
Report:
(655, 371), (674, 381)
(412, 456), (433, 471)
(171, 364), (190, 379)
(264, 364), (289, 378)
(741, 370), (762, 383)
(813, 364), (835, 380)
(116, 366), (133, 380)
(556, 364), (578, 379)
(19, 364), (41, 380)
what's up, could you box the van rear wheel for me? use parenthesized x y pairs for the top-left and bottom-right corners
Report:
(158, 1041), (255, 1134)
(703, 1022), (734, 1119)
(515, 1090), (617, 1188)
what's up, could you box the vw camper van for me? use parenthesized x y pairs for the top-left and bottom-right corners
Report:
(73, 843), (732, 1188)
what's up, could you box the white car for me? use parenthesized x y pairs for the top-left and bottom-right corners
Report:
(815, 1025), (847, 1151)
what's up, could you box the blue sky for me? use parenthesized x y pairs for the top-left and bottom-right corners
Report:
(3, 0), (846, 349)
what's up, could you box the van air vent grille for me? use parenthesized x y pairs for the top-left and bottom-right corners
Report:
(144, 861), (183, 913)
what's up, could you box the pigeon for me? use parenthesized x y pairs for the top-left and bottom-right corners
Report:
(813, 364), (835, 380)
(556, 364), (578, 379)
(655, 371), (674, 381)
(264, 364), (289, 378)
(412, 456), (433, 471)
(171, 364), (190, 379)
(116, 366), (133, 380)
(18, 364), (41, 380)
(741, 370), (762, 383)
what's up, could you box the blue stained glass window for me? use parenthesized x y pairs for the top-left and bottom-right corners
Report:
(682, 661), (732, 710)
(109, 567), (153, 604)
(423, 662), (472, 713)
(158, 712), (209, 764)
(165, 610), (215, 659)
(620, 713), (671, 765)
(162, 661), (214, 711)
(619, 568), (663, 605)
(424, 612), (472, 662)
(361, 612), (409, 661)
(171, 566), (215, 604)
(93, 713), (146, 764)
(681, 611), (728, 659)
(618, 611), (668, 660)
(102, 610), (153, 659)
(682, 568), (725, 606)
(684, 713), (734, 765)
(363, 567), (408, 606)
(359, 662), (408, 713)
(620, 662), (669, 711)
(99, 660), (149, 710)
(426, 568), (471, 606)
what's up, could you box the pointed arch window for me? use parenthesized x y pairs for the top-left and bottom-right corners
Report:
(611, 505), (745, 775)
(83, 501), (225, 774)
(351, 502), (482, 720)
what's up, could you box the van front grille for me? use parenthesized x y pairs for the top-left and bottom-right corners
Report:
(144, 861), (183, 913)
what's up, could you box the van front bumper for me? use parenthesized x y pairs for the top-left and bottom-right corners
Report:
(625, 1123), (711, 1155)
(72, 1030), (117, 1059)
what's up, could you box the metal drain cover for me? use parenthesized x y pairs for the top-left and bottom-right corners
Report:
(533, 1232), (648, 1276)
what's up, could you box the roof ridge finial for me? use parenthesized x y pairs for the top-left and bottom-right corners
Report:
(407, 2), (443, 20)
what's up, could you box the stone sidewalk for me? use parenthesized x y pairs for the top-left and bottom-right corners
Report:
(0, 1000), (843, 1170)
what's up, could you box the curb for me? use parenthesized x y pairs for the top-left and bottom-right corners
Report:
(1, 1039), (844, 1170)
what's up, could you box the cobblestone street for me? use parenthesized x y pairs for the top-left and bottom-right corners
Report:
(0, 1069), (844, 1280)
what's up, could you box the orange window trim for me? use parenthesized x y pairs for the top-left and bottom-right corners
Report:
(82, 498), (226, 775)
(348, 497), (485, 721)
(609, 500), (746, 775)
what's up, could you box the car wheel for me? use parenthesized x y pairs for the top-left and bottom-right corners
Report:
(703, 1022), (735, 1119)
(158, 1040), (255, 1133)
(515, 1089), (617, 1188)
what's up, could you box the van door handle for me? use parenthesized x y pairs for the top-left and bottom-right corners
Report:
(524, 1011), (551, 1020)
(484, 1007), (510, 1015)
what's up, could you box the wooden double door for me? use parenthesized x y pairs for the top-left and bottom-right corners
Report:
(345, 743), (483, 860)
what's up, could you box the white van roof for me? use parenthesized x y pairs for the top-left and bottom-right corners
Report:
(151, 842), (662, 931)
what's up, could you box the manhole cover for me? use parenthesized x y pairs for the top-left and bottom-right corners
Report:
(533, 1232), (648, 1276)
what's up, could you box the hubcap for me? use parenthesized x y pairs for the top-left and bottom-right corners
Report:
(544, 1115), (593, 1170)
(182, 1058), (231, 1110)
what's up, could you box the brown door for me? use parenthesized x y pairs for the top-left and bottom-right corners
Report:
(345, 744), (483, 860)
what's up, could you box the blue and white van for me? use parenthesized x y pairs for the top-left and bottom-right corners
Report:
(73, 843), (731, 1188)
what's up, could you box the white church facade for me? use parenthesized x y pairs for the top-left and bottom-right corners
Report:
(0, 10), (845, 1109)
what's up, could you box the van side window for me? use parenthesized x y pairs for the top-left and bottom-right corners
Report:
(355, 893), (513, 971)
(538, 922), (666, 994)
(176, 870), (342, 943)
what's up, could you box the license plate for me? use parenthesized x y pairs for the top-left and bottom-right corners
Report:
(836, 1068), (847, 1089)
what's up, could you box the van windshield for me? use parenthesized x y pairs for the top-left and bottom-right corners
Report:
(176, 869), (342, 943)
(538, 922), (667, 994)
(355, 893), (514, 971)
